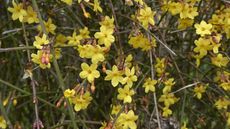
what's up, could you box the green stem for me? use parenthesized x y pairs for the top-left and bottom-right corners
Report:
(22, 22), (31, 61)
(0, 45), (78, 53)
(0, 94), (13, 129)
(0, 78), (57, 109)
(31, 0), (78, 128)
(149, 46), (161, 129)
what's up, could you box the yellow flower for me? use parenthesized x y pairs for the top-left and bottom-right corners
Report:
(128, 33), (156, 51)
(56, 34), (67, 46)
(211, 43), (221, 54)
(13, 99), (17, 106)
(193, 54), (203, 67)
(193, 37), (212, 57)
(162, 107), (172, 117)
(125, 0), (134, 6)
(181, 122), (188, 129)
(0, 116), (7, 129)
(220, 82), (230, 91)
(90, 46), (105, 64)
(3, 97), (9, 106)
(180, 4), (198, 19)
(116, 110), (138, 129)
(94, 26), (115, 47)
(93, 0), (102, 13)
(8, 1), (27, 22)
(99, 121), (107, 129)
(159, 93), (179, 107)
(77, 44), (105, 64)
(194, 21), (212, 37)
(211, 54), (229, 67)
(105, 65), (124, 87)
(33, 34), (50, 49)
(215, 97), (230, 110)
(111, 104), (122, 115)
(37, 18), (56, 34)
(83, 11), (91, 19)
(193, 84), (207, 99)
(137, 6), (155, 29)
(99, 16), (115, 30)
(31, 50), (53, 69)
(79, 27), (90, 39)
(178, 18), (194, 30)
(54, 48), (61, 60)
(210, 34), (222, 53)
(79, 63), (100, 83)
(67, 31), (82, 45)
(72, 91), (92, 111)
(121, 67), (137, 87)
(24, 6), (39, 24)
(143, 78), (157, 93)
(78, 45), (94, 58)
(128, 34), (147, 49)
(168, 2), (183, 15)
(214, 71), (230, 82)
(125, 54), (133, 68)
(163, 78), (175, 94)
(64, 89), (75, 98)
(164, 78), (175, 87)
(227, 112), (230, 127)
(117, 85), (135, 103)
(61, 0), (73, 5)
(155, 58), (167, 77)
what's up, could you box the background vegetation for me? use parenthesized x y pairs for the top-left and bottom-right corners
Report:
(0, 0), (229, 129)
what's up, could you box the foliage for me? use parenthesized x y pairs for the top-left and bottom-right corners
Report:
(0, 0), (229, 129)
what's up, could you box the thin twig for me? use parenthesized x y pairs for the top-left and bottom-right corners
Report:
(221, 0), (230, 4)
(149, 49), (162, 129)
(171, 82), (200, 94)
(109, 0), (123, 55)
(31, 0), (78, 128)
(117, 13), (177, 56)
(22, 14), (42, 129)
(22, 22), (31, 61)
(50, 119), (101, 129)
(0, 45), (78, 52)
(0, 78), (57, 109)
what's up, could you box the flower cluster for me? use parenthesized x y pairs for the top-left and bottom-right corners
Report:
(193, 84), (208, 99)
(8, 1), (38, 23)
(94, 16), (115, 48)
(128, 33), (156, 51)
(163, 0), (199, 29)
(64, 88), (92, 112)
(137, 5), (155, 29)
(5, 0), (230, 128)
(159, 78), (179, 117)
(142, 78), (157, 93)
(193, 10), (229, 68)
(214, 71), (230, 91)
(154, 58), (168, 77)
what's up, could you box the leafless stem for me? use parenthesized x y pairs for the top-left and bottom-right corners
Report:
(21, 15), (43, 129)
(31, 78), (44, 129)
(221, 0), (230, 4)
(147, 33), (162, 129)
(171, 82), (200, 94)
(108, 0), (123, 55)
(31, 0), (78, 128)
